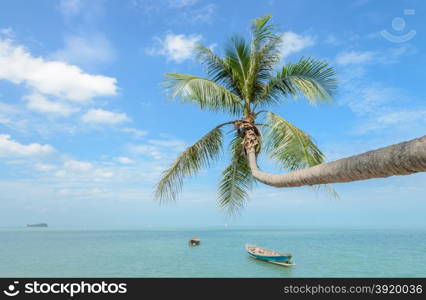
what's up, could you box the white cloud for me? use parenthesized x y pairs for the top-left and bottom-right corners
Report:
(147, 33), (202, 63)
(54, 159), (115, 180)
(336, 46), (412, 66)
(148, 139), (186, 152)
(0, 38), (117, 102)
(116, 156), (134, 164)
(356, 109), (426, 134)
(377, 45), (415, 64)
(121, 127), (148, 138)
(341, 84), (399, 114)
(280, 32), (315, 59)
(336, 51), (375, 65)
(0, 100), (83, 136)
(94, 169), (114, 178)
(130, 138), (187, 160)
(0, 102), (26, 131)
(81, 109), (130, 124)
(24, 93), (79, 117)
(34, 163), (57, 172)
(376, 110), (426, 125)
(131, 145), (163, 160)
(64, 160), (93, 172)
(51, 34), (116, 66)
(0, 28), (15, 39)
(0, 134), (55, 157)
(337, 48), (418, 127)
(338, 61), (426, 135)
(324, 31), (363, 47)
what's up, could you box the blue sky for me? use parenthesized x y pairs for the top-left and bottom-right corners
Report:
(0, 0), (425, 228)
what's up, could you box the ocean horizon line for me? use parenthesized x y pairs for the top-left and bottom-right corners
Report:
(0, 225), (425, 231)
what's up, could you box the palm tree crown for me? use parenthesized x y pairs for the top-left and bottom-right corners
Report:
(155, 15), (337, 214)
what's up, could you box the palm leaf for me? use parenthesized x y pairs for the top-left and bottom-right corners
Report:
(256, 57), (337, 107)
(251, 15), (275, 44)
(155, 125), (224, 203)
(218, 134), (255, 214)
(249, 15), (282, 105)
(313, 184), (340, 200)
(223, 35), (252, 99)
(194, 44), (243, 98)
(254, 76), (283, 107)
(264, 112), (324, 170)
(249, 40), (282, 103)
(164, 73), (243, 116)
(249, 15), (282, 75)
(252, 36), (282, 79)
(277, 57), (337, 103)
(264, 112), (339, 198)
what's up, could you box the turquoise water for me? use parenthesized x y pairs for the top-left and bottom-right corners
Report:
(0, 228), (425, 277)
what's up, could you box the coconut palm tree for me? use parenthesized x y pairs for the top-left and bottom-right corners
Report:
(155, 15), (426, 212)
(155, 15), (337, 212)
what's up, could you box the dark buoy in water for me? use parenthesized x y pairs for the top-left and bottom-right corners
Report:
(188, 236), (200, 246)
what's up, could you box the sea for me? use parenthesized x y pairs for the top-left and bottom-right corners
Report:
(0, 227), (425, 277)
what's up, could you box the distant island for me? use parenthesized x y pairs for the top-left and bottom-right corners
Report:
(27, 223), (48, 228)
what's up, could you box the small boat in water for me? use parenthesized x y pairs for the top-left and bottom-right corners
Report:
(188, 236), (201, 246)
(245, 245), (295, 266)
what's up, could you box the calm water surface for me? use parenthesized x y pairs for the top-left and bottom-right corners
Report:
(0, 228), (425, 277)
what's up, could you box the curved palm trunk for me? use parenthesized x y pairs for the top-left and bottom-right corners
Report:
(247, 135), (426, 187)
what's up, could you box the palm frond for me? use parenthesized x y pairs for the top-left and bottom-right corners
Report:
(277, 57), (337, 103)
(164, 73), (243, 116)
(249, 15), (282, 104)
(264, 112), (324, 171)
(253, 36), (282, 78)
(155, 125), (224, 203)
(250, 14), (277, 51)
(264, 112), (340, 199)
(313, 184), (340, 200)
(256, 57), (337, 108)
(223, 35), (252, 99)
(194, 44), (243, 98)
(218, 134), (255, 215)
(253, 71), (284, 108)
